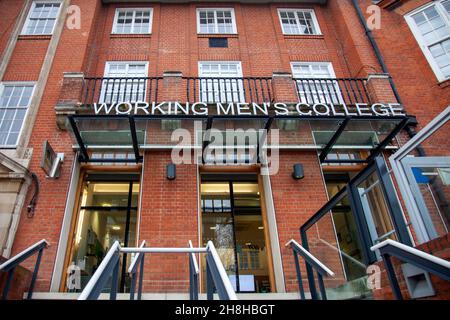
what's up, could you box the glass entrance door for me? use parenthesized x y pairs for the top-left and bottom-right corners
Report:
(67, 174), (139, 292)
(200, 176), (272, 293)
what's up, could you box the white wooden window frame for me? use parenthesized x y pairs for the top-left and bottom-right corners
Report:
(198, 61), (244, 103)
(100, 61), (149, 104)
(112, 8), (153, 34)
(0, 82), (36, 148)
(21, 0), (63, 35)
(291, 62), (343, 104)
(277, 8), (322, 35)
(405, 0), (450, 82)
(196, 8), (237, 34)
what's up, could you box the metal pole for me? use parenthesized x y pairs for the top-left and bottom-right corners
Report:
(110, 256), (120, 300)
(137, 254), (145, 300)
(27, 248), (43, 299)
(293, 250), (306, 300)
(382, 254), (403, 300)
(206, 259), (214, 300)
(2, 268), (15, 300)
(317, 272), (327, 301)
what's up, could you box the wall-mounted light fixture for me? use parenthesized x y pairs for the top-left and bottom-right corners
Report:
(167, 163), (176, 180)
(292, 163), (304, 180)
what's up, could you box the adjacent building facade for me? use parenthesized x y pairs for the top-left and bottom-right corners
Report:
(0, 0), (448, 299)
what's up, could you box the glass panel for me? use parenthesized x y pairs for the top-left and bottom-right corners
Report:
(69, 180), (139, 292)
(233, 182), (271, 293)
(71, 118), (140, 147)
(356, 171), (398, 245)
(207, 118), (266, 164)
(411, 165), (450, 238)
(305, 194), (370, 300)
(201, 182), (237, 288)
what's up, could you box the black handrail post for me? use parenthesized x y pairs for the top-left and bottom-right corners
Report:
(129, 271), (137, 300)
(189, 258), (194, 300)
(206, 259), (214, 300)
(110, 254), (120, 300)
(382, 254), (403, 300)
(300, 230), (319, 300)
(317, 272), (327, 300)
(26, 248), (44, 300)
(292, 250), (306, 300)
(137, 254), (145, 300)
(2, 268), (15, 300)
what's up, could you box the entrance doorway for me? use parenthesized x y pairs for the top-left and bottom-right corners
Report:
(200, 174), (272, 293)
(66, 173), (139, 292)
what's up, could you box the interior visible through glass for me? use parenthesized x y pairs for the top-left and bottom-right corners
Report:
(201, 178), (271, 293)
(68, 179), (139, 293)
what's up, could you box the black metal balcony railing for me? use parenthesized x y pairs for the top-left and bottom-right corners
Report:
(184, 77), (273, 104)
(293, 78), (371, 106)
(80, 76), (373, 106)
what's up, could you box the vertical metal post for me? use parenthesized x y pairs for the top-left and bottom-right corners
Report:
(382, 254), (403, 300)
(2, 268), (15, 300)
(110, 255), (120, 300)
(189, 258), (194, 300)
(292, 250), (306, 300)
(300, 231), (319, 300)
(26, 248), (44, 300)
(317, 272), (327, 301)
(193, 272), (199, 300)
(137, 254), (145, 300)
(129, 272), (136, 300)
(206, 259), (214, 300)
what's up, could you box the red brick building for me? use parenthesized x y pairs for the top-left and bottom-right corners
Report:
(0, 0), (448, 300)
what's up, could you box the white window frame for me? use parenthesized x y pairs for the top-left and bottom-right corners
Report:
(21, 0), (63, 36)
(277, 8), (322, 35)
(198, 61), (244, 103)
(111, 8), (153, 34)
(0, 82), (36, 148)
(405, 0), (450, 82)
(196, 8), (237, 34)
(100, 61), (149, 104)
(291, 62), (343, 105)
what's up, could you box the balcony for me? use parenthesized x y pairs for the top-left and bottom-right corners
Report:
(56, 72), (410, 165)
(77, 75), (376, 107)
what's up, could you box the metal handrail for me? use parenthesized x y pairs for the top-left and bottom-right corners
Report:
(286, 239), (334, 300)
(77, 240), (237, 300)
(205, 241), (238, 300)
(78, 241), (122, 300)
(0, 239), (49, 300)
(128, 240), (146, 300)
(371, 239), (450, 300)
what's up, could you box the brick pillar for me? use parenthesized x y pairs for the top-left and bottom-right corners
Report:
(58, 72), (84, 104)
(366, 73), (398, 104)
(271, 72), (298, 103)
(161, 71), (185, 102)
(54, 72), (84, 129)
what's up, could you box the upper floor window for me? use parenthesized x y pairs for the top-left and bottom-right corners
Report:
(197, 8), (237, 34)
(278, 9), (321, 35)
(0, 83), (35, 147)
(100, 61), (148, 103)
(22, 1), (62, 35)
(198, 61), (244, 103)
(112, 8), (153, 34)
(291, 62), (342, 104)
(406, 0), (450, 81)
